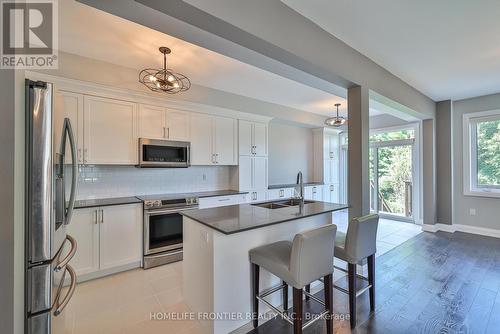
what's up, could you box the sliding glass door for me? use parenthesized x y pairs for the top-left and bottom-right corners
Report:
(370, 129), (415, 221)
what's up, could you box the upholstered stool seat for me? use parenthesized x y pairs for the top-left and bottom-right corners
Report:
(249, 224), (337, 334)
(333, 214), (379, 329)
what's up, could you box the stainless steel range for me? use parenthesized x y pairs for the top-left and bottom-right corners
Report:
(138, 194), (199, 269)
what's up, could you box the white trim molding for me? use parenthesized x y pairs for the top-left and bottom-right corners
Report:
(422, 223), (500, 239)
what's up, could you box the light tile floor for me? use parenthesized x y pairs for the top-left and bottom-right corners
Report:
(55, 213), (421, 334)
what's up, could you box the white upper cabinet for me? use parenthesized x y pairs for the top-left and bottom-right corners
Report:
(253, 122), (268, 156)
(190, 112), (214, 165)
(166, 109), (190, 141)
(190, 113), (237, 165)
(238, 120), (253, 156)
(238, 120), (268, 156)
(84, 96), (137, 165)
(213, 116), (237, 165)
(139, 105), (190, 141)
(54, 90), (84, 164)
(139, 104), (165, 139)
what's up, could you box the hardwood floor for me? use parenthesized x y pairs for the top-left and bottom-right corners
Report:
(247, 231), (500, 334)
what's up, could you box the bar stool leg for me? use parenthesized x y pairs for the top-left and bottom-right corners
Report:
(367, 254), (375, 311)
(282, 280), (288, 312)
(252, 264), (259, 328)
(348, 263), (356, 329)
(305, 284), (311, 301)
(292, 287), (303, 334)
(324, 274), (333, 334)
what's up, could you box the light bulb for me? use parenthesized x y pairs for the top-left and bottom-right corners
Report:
(167, 75), (175, 82)
(149, 75), (157, 82)
(155, 82), (161, 88)
(173, 82), (179, 88)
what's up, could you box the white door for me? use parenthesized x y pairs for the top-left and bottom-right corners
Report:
(190, 113), (214, 165)
(238, 155), (253, 190)
(99, 204), (142, 270)
(54, 90), (84, 164)
(214, 116), (236, 165)
(66, 208), (99, 277)
(139, 104), (166, 139)
(253, 122), (268, 156)
(253, 156), (268, 190)
(238, 120), (253, 156)
(166, 109), (190, 141)
(84, 96), (137, 164)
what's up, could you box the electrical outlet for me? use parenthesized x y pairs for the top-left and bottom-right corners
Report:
(469, 208), (476, 216)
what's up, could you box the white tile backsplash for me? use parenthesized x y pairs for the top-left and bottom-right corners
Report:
(74, 165), (233, 199)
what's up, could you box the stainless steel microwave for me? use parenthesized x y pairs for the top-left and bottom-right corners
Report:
(138, 138), (190, 168)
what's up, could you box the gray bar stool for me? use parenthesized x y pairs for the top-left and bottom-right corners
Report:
(249, 224), (337, 334)
(333, 214), (379, 329)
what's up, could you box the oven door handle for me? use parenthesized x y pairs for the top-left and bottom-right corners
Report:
(145, 207), (198, 216)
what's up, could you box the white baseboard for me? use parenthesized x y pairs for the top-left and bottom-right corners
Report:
(422, 223), (500, 239)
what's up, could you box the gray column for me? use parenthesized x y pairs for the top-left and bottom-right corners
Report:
(347, 86), (370, 219)
(435, 101), (453, 225)
(422, 119), (436, 225)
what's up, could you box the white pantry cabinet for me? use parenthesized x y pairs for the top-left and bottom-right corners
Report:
(238, 120), (268, 156)
(239, 156), (268, 191)
(68, 203), (142, 280)
(138, 104), (190, 141)
(190, 113), (237, 165)
(54, 90), (84, 164)
(84, 96), (137, 165)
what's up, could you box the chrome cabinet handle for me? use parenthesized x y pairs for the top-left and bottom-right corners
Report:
(162, 127), (166, 138)
(83, 148), (88, 164)
(167, 128), (170, 139)
(55, 235), (77, 272)
(93, 210), (98, 224)
(100, 209), (104, 223)
(53, 265), (76, 316)
(215, 153), (219, 164)
(78, 148), (82, 163)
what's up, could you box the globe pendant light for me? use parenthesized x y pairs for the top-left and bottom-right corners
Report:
(139, 47), (191, 94)
(325, 103), (346, 127)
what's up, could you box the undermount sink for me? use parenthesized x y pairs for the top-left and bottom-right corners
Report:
(252, 198), (316, 209)
(276, 199), (315, 206)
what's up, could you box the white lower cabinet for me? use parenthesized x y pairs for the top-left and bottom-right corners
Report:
(247, 190), (267, 203)
(68, 203), (142, 280)
(323, 184), (340, 203)
(267, 188), (293, 200)
(305, 185), (324, 201)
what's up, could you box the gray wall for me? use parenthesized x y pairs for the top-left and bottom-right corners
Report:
(452, 93), (500, 229)
(436, 101), (453, 224)
(268, 122), (313, 184)
(369, 114), (409, 129)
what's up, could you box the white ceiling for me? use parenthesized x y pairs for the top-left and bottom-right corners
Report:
(283, 0), (500, 101)
(59, 1), (350, 117)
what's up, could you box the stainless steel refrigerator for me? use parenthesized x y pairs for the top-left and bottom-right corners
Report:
(25, 80), (78, 334)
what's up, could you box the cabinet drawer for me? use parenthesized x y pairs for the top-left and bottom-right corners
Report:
(198, 194), (247, 209)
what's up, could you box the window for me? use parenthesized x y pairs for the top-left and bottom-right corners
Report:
(464, 110), (500, 197)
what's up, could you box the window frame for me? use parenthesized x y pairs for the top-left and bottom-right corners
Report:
(463, 109), (500, 198)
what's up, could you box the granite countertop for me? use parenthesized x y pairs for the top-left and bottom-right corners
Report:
(74, 197), (142, 209)
(268, 182), (325, 190)
(181, 201), (349, 235)
(74, 190), (247, 209)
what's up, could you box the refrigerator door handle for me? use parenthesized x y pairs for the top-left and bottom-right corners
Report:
(55, 235), (77, 272)
(53, 264), (76, 316)
(58, 118), (78, 225)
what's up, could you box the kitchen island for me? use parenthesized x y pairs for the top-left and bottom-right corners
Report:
(181, 200), (348, 334)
